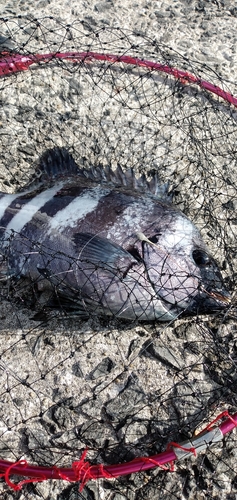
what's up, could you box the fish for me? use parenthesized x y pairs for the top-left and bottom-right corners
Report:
(0, 147), (231, 321)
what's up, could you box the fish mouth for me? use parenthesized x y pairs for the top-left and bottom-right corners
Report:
(186, 288), (232, 317)
(205, 289), (232, 305)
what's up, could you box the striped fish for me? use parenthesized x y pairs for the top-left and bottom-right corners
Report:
(0, 148), (230, 321)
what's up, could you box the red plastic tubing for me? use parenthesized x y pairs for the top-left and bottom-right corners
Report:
(1, 51), (237, 108)
(0, 411), (236, 491)
(0, 449), (177, 486)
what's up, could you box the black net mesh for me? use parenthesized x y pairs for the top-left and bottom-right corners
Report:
(0, 15), (236, 500)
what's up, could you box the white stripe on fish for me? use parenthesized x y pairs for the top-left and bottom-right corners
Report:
(4, 183), (65, 236)
(0, 193), (21, 222)
(47, 186), (110, 232)
(159, 216), (197, 251)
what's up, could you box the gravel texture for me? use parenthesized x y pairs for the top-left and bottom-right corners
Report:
(0, 1), (237, 500)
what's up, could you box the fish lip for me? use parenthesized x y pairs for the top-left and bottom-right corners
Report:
(206, 290), (232, 305)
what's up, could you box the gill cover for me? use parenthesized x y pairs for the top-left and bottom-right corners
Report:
(140, 233), (200, 310)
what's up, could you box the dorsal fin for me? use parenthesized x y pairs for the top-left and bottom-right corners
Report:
(76, 162), (169, 200)
(39, 147), (79, 181)
(21, 147), (170, 200)
(19, 147), (79, 192)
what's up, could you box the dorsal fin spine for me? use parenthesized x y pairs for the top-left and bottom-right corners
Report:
(40, 147), (79, 180)
(23, 147), (169, 201)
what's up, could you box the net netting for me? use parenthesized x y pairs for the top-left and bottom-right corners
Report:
(0, 15), (237, 500)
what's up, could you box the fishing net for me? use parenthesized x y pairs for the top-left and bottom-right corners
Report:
(0, 15), (237, 499)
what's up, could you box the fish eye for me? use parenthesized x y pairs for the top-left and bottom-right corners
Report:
(192, 249), (212, 267)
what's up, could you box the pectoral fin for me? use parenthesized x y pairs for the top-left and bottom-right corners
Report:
(72, 233), (145, 317)
(73, 233), (138, 275)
